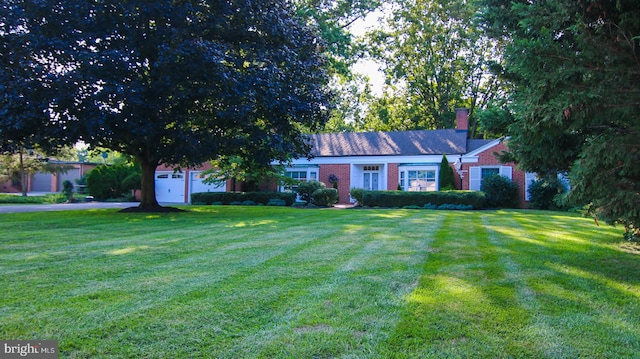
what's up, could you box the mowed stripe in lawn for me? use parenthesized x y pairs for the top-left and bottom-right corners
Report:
(0, 207), (442, 358)
(383, 210), (640, 359)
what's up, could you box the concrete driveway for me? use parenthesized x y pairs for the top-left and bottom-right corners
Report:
(0, 201), (143, 213)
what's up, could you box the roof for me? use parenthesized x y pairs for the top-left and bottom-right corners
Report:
(466, 139), (496, 153)
(307, 129), (468, 157)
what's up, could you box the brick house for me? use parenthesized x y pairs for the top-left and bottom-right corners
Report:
(151, 108), (534, 207)
(282, 109), (534, 207)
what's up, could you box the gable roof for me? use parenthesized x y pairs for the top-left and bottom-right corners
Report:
(466, 139), (496, 153)
(307, 129), (467, 157)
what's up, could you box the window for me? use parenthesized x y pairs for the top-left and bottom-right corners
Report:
(282, 168), (318, 192)
(525, 172), (537, 201)
(481, 168), (499, 179)
(469, 166), (512, 191)
(399, 166), (438, 192)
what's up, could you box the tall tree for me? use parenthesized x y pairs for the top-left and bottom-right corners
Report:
(481, 0), (640, 239)
(5, 0), (332, 210)
(0, 1), (78, 166)
(295, 0), (382, 77)
(368, 0), (503, 133)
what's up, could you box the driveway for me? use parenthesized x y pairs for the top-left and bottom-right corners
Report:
(0, 202), (143, 213)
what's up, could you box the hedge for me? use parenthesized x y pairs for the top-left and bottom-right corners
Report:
(191, 192), (296, 206)
(359, 190), (486, 209)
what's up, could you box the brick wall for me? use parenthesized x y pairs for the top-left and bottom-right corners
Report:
(319, 164), (351, 203)
(461, 141), (529, 208)
(387, 163), (399, 191)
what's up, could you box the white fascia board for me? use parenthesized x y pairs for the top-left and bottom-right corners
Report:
(286, 154), (447, 166)
(464, 139), (503, 157)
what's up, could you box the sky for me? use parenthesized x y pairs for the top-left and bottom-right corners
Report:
(348, 8), (388, 96)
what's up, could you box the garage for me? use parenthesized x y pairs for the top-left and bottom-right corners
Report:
(155, 171), (186, 203)
(189, 171), (226, 200)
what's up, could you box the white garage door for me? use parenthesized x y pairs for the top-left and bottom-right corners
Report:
(155, 172), (185, 203)
(190, 171), (226, 198)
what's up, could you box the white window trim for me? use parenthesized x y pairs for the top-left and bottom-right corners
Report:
(398, 165), (439, 192)
(469, 166), (512, 191)
(281, 167), (319, 192)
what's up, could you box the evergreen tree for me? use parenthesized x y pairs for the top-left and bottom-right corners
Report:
(481, 0), (640, 238)
(439, 155), (456, 191)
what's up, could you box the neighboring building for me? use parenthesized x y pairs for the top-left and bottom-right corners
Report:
(150, 108), (535, 207)
(1, 161), (97, 194)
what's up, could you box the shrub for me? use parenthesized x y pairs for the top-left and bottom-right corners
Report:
(528, 177), (567, 210)
(297, 180), (326, 204)
(350, 188), (365, 206)
(62, 180), (74, 200)
(481, 174), (519, 208)
(267, 198), (287, 206)
(360, 190), (485, 209)
(86, 164), (140, 200)
(312, 188), (338, 206)
(439, 155), (456, 190)
(190, 192), (296, 206)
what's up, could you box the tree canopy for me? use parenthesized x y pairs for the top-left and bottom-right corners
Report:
(481, 0), (640, 238)
(363, 0), (503, 133)
(2, 0), (332, 209)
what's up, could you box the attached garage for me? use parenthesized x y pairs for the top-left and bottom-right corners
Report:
(189, 171), (226, 199)
(31, 172), (53, 192)
(155, 172), (186, 203)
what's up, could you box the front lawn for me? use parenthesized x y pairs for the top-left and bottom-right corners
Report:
(1, 207), (638, 358)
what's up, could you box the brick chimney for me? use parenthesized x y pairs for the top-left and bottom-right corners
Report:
(455, 108), (469, 131)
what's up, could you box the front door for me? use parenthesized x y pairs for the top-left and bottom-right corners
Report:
(363, 172), (379, 191)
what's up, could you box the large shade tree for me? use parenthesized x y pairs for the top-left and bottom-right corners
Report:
(481, 0), (640, 238)
(4, 0), (332, 209)
(366, 0), (503, 133)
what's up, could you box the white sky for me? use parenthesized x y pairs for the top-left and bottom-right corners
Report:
(348, 8), (388, 96)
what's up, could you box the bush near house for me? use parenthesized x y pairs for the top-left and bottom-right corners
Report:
(312, 188), (338, 207)
(439, 155), (456, 191)
(191, 191), (296, 206)
(481, 174), (519, 208)
(296, 180), (326, 204)
(358, 190), (486, 209)
(528, 177), (568, 211)
(85, 164), (140, 200)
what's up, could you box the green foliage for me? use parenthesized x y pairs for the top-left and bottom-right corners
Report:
(366, 0), (505, 132)
(266, 198), (287, 206)
(312, 188), (339, 206)
(528, 177), (567, 211)
(349, 187), (365, 206)
(361, 190), (485, 209)
(475, 104), (515, 138)
(0, 194), (65, 204)
(439, 155), (456, 190)
(4, 0), (332, 208)
(190, 192), (296, 206)
(297, 180), (326, 204)
(480, 0), (640, 238)
(481, 174), (519, 208)
(85, 164), (140, 200)
(62, 180), (74, 200)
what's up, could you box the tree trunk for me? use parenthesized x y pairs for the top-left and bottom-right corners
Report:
(19, 149), (27, 197)
(138, 158), (161, 209)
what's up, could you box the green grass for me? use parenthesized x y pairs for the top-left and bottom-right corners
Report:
(1, 207), (638, 358)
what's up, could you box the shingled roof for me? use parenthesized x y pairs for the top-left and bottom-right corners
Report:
(307, 129), (467, 157)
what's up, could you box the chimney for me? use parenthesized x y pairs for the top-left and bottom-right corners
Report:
(455, 108), (469, 131)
